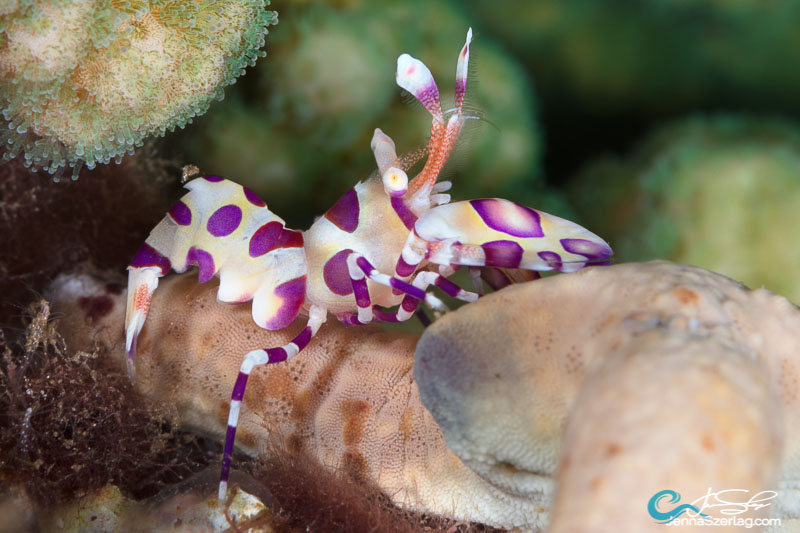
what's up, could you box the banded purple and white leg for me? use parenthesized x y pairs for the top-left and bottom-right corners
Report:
(390, 270), (479, 322)
(348, 253), (448, 315)
(345, 252), (374, 325)
(340, 250), (431, 326)
(218, 304), (327, 501)
(393, 230), (429, 282)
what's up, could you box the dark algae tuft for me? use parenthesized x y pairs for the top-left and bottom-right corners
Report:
(0, 300), (209, 505)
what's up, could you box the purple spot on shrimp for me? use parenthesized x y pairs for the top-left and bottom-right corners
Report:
(560, 239), (613, 261)
(130, 243), (171, 275)
(325, 188), (359, 233)
(538, 251), (563, 271)
(470, 199), (544, 238)
(207, 204), (242, 237)
(293, 327), (313, 351)
(168, 200), (192, 226)
(323, 249), (354, 296)
(482, 240), (524, 268)
(186, 247), (216, 283)
(264, 275), (307, 330)
(391, 196), (417, 229)
(249, 221), (303, 257)
(353, 278), (370, 308)
(243, 186), (266, 207)
(204, 175), (225, 182)
(388, 187), (406, 198)
(266, 347), (288, 363)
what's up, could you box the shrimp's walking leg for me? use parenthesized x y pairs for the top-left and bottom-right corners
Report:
(394, 270), (478, 321)
(340, 251), (436, 326)
(126, 257), (169, 380)
(218, 305), (327, 501)
(345, 253), (375, 325)
(348, 253), (457, 316)
(368, 268), (479, 323)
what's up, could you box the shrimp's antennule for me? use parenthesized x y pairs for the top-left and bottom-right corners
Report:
(454, 27), (472, 113)
(399, 28), (473, 202)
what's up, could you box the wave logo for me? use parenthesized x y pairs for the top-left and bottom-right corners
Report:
(648, 489), (710, 524)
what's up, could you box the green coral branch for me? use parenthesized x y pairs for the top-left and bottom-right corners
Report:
(0, 0), (277, 179)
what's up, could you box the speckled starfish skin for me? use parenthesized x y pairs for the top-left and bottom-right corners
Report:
(416, 261), (800, 532)
(53, 260), (800, 531)
(51, 272), (550, 530)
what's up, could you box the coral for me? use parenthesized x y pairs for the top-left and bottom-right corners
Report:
(50, 271), (543, 530)
(567, 116), (800, 304)
(416, 261), (800, 530)
(0, 0), (277, 178)
(1, 290), (494, 531)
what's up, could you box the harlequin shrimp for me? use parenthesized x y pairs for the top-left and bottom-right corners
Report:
(124, 28), (613, 501)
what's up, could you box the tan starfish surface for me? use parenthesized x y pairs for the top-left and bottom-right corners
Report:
(51, 260), (800, 531)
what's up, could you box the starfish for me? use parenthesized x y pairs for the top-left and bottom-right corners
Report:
(50, 260), (800, 531)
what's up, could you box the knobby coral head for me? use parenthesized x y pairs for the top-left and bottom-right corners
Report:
(0, 0), (277, 178)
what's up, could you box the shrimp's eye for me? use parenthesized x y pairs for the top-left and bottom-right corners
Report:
(382, 167), (408, 198)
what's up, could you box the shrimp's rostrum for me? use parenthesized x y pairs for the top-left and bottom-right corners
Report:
(124, 28), (613, 502)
